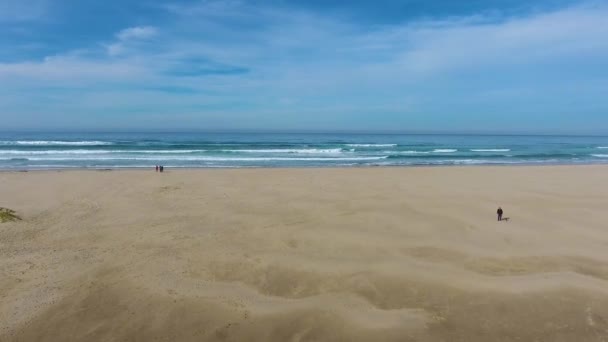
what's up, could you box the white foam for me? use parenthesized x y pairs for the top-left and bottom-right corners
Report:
(432, 149), (458, 153)
(448, 159), (483, 164)
(10, 156), (388, 162)
(127, 150), (206, 154)
(591, 154), (608, 158)
(470, 149), (511, 152)
(446, 159), (530, 165)
(0, 150), (205, 155)
(346, 144), (397, 147)
(0, 150), (114, 155)
(385, 150), (430, 154)
(597, 147), (608, 149)
(0, 141), (113, 146)
(221, 148), (343, 154)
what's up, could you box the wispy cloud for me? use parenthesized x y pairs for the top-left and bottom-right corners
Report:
(0, 55), (143, 81)
(394, 5), (608, 74)
(164, 57), (249, 77)
(1, 1), (607, 132)
(106, 26), (158, 56)
(117, 26), (157, 40)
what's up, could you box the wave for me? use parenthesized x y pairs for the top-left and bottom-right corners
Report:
(470, 149), (511, 152)
(346, 144), (397, 147)
(119, 150), (206, 154)
(0, 149), (206, 155)
(592, 154), (608, 158)
(0, 141), (113, 146)
(432, 149), (458, 153)
(370, 159), (579, 166)
(0, 149), (347, 155)
(220, 148), (344, 154)
(9, 164), (250, 169)
(597, 147), (608, 149)
(386, 152), (579, 160)
(0, 150), (109, 155)
(5, 156), (388, 162)
(384, 150), (430, 154)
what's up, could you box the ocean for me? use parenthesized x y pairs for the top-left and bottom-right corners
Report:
(1, 132), (608, 169)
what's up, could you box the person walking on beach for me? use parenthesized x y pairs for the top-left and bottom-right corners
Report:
(155, 165), (159, 172)
(497, 207), (503, 221)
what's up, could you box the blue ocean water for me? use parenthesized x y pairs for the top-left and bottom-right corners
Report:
(1, 132), (608, 169)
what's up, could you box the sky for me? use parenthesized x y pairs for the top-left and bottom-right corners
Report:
(1, 0), (607, 134)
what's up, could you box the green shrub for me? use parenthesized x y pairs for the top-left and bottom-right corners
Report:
(0, 208), (21, 222)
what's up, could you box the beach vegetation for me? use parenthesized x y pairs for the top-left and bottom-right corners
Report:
(0, 208), (21, 223)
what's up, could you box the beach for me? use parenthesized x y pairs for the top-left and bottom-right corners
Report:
(1, 165), (608, 341)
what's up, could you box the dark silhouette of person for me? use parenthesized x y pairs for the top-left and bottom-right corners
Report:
(497, 207), (503, 221)
(155, 165), (159, 172)
(160, 165), (164, 173)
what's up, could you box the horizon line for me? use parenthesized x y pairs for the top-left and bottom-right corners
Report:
(1, 129), (608, 137)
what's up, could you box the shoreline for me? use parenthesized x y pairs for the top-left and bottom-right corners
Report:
(1, 161), (608, 173)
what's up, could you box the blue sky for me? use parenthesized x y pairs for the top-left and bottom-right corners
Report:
(1, 0), (607, 133)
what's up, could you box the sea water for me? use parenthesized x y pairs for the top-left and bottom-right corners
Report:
(1, 132), (608, 169)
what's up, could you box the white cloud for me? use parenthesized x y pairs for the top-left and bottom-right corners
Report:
(392, 5), (608, 73)
(2, 1), (608, 131)
(106, 26), (158, 56)
(156, 1), (608, 83)
(106, 43), (124, 56)
(4, 3), (608, 86)
(0, 55), (144, 82)
(116, 26), (158, 41)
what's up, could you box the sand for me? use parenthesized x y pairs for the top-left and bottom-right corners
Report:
(1, 166), (608, 341)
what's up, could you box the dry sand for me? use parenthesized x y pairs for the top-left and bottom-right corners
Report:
(1, 166), (608, 341)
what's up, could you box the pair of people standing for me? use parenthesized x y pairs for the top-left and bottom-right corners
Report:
(155, 165), (164, 173)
